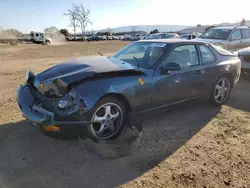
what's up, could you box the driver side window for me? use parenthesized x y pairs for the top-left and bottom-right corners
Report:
(163, 45), (199, 68)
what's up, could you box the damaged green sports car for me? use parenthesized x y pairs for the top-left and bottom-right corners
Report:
(17, 39), (241, 140)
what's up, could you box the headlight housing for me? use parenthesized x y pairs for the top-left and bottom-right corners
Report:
(37, 79), (69, 97)
(54, 91), (85, 116)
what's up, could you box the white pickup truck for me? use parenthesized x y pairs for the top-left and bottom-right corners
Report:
(30, 31), (52, 45)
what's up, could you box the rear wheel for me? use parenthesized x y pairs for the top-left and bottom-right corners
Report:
(86, 97), (127, 140)
(210, 77), (231, 106)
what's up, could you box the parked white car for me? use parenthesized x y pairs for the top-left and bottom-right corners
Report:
(117, 35), (124, 40)
(144, 33), (178, 40)
(112, 36), (119, 40)
(106, 36), (112, 40)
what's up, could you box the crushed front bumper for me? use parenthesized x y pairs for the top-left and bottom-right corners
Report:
(17, 84), (91, 138)
(17, 84), (55, 125)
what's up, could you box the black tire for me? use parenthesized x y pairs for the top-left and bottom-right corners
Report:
(209, 76), (232, 106)
(84, 96), (127, 140)
(45, 40), (51, 45)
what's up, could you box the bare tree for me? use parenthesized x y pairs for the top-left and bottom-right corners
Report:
(107, 27), (112, 36)
(0, 26), (4, 33)
(69, 3), (92, 40)
(240, 18), (246, 26)
(64, 9), (79, 39)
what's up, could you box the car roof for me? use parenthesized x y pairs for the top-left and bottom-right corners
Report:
(212, 26), (249, 30)
(136, 38), (207, 44)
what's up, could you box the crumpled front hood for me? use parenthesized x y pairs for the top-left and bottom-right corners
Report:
(34, 56), (137, 87)
(194, 38), (224, 44)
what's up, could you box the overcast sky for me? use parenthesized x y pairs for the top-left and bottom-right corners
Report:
(0, 0), (249, 33)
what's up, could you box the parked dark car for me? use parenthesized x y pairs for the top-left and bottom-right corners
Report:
(180, 34), (197, 40)
(17, 39), (241, 141)
(87, 36), (102, 41)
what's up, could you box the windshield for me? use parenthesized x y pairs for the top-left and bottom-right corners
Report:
(113, 42), (167, 68)
(200, 28), (232, 40)
(145, 34), (158, 39)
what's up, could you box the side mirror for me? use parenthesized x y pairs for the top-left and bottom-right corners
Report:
(161, 62), (182, 71)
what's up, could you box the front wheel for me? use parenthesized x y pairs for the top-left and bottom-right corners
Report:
(86, 97), (126, 140)
(210, 77), (231, 106)
(45, 40), (51, 45)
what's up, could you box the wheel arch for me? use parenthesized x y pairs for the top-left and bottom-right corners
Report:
(220, 73), (234, 88)
(99, 93), (132, 112)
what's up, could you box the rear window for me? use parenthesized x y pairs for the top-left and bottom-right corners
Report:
(199, 45), (216, 64)
(211, 45), (235, 56)
(242, 29), (250, 39)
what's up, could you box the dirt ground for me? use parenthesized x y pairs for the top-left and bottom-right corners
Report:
(0, 42), (250, 188)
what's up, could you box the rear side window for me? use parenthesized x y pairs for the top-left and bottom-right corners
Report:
(164, 45), (199, 67)
(241, 29), (250, 39)
(231, 30), (242, 40)
(199, 45), (216, 64)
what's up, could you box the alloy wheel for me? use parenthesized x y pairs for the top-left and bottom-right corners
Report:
(90, 103), (123, 139)
(214, 78), (230, 104)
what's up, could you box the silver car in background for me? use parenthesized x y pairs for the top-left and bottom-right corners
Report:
(195, 26), (250, 51)
(144, 33), (179, 40)
(238, 47), (250, 75)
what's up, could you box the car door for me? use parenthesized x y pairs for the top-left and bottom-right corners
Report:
(152, 44), (205, 108)
(228, 29), (243, 50)
(197, 44), (218, 93)
(241, 29), (250, 49)
(177, 44), (206, 99)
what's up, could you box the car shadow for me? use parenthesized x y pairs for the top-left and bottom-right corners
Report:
(0, 102), (221, 188)
(226, 77), (250, 112)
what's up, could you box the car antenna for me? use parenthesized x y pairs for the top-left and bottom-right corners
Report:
(133, 56), (140, 69)
(98, 52), (103, 56)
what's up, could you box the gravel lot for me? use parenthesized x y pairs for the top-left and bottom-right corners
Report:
(1, 42), (250, 188)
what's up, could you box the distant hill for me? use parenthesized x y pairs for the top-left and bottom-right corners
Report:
(83, 20), (250, 35)
(95, 25), (191, 33)
(216, 20), (250, 27)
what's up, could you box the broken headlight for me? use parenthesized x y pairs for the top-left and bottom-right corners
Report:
(37, 79), (69, 97)
(55, 91), (85, 116)
(58, 95), (74, 109)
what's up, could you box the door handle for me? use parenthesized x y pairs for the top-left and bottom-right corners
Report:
(195, 70), (204, 74)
